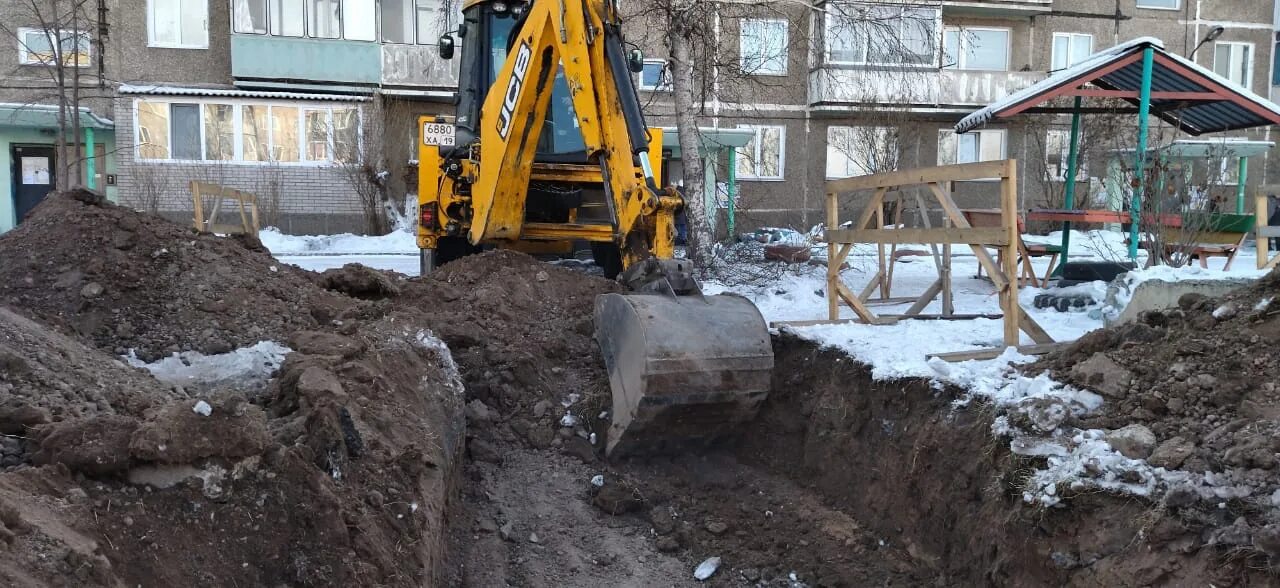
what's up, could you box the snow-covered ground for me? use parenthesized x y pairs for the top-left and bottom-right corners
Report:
(259, 227), (420, 274)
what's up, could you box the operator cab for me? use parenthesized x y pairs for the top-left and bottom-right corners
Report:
(444, 0), (589, 162)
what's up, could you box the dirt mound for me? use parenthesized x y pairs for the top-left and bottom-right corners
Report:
(399, 250), (623, 437)
(0, 306), (464, 587)
(1032, 268), (1280, 569)
(0, 192), (353, 360)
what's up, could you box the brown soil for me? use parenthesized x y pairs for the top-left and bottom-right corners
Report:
(5, 190), (1276, 587)
(1030, 268), (1280, 570)
(737, 335), (1276, 586)
(0, 192), (350, 360)
(0, 193), (462, 587)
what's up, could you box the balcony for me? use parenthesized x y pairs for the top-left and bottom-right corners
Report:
(232, 34), (381, 87)
(809, 67), (1046, 108)
(941, 0), (1052, 17)
(381, 44), (458, 90)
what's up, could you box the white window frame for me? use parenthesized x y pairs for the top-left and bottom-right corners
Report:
(147, 0), (210, 49)
(17, 27), (92, 67)
(824, 5), (941, 68)
(826, 125), (895, 179)
(1135, 0), (1180, 10)
(1213, 41), (1254, 89)
(740, 18), (788, 76)
(737, 124), (786, 181)
(132, 97), (362, 166)
(1051, 32), (1093, 71)
(1044, 129), (1086, 182)
(637, 59), (671, 91)
(942, 26), (1010, 71)
(937, 129), (1006, 178)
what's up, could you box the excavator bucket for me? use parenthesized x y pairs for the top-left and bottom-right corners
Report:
(594, 292), (774, 457)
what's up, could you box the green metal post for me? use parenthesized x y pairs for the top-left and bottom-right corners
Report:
(84, 126), (96, 189)
(1236, 156), (1248, 214)
(1058, 96), (1083, 274)
(727, 147), (737, 237)
(1130, 46), (1155, 262)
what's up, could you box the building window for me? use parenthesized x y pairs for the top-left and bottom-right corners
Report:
(736, 125), (785, 180)
(740, 19), (788, 76)
(637, 60), (671, 91)
(1214, 42), (1253, 88)
(234, 0), (269, 34)
(826, 4), (938, 66)
(342, 0), (375, 41)
(382, 0), (415, 43)
(942, 27), (1009, 71)
(1135, 0), (1179, 9)
(149, 0), (209, 48)
(135, 99), (360, 164)
(267, 0), (306, 36)
(1051, 33), (1093, 71)
(938, 129), (1005, 166)
(17, 28), (91, 67)
(826, 126), (896, 179)
(1045, 130), (1086, 181)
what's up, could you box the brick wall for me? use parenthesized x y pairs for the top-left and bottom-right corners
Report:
(112, 95), (369, 235)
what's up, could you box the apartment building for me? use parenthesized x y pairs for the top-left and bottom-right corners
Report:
(2, 0), (1275, 237)
(626, 0), (1280, 233)
(1, 0), (461, 235)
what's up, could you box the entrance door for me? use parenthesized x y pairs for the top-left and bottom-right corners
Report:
(11, 145), (56, 224)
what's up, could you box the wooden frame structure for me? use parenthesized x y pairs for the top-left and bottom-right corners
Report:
(191, 181), (260, 235)
(814, 160), (1052, 348)
(1257, 189), (1280, 271)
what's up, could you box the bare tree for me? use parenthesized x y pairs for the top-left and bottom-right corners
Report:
(132, 162), (173, 215)
(0, 0), (99, 188)
(338, 106), (393, 235)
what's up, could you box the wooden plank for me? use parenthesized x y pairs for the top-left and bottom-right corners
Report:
(190, 180), (204, 232)
(847, 187), (888, 244)
(928, 183), (1006, 290)
(927, 342), (1069, 363)
(857, 272), (883, 301)
(867, 296), (929, 307)
(771, 317), (901, 328)
(827, 227), (1010, 246)
(903, 279), (942, 316)
(826, 192), (839, 321)
(882, 313), (1005, 320)
(826, 160), (1010, 193)
(1000, 161), (1020, 347)
(1257, 226), (1280, 238)
(834, 281), (880, 324)
(1018, 305), (1055, 344)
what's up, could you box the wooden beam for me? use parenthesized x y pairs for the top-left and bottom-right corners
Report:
(1067, 88), (1221, 100)
(926, 342), (1069, 363)
(999, 161), (1020, 347)
(1018, 308), (1056, 345)
(996, 52), (1143, 118)
(826, 161), (1010, 193)
(771, 317), (901, 328)
(903, 279), (942, 316)
(858, 271), (884, 301)
(834, 281), (882, 324)
(927, 183), (1007, 290)
(827, 227), (1010, 246)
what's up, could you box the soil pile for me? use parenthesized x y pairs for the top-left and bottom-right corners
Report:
(0, 303), (464, 587)
(0, 192), (351, 360)
(1032, 268), (1280, 567)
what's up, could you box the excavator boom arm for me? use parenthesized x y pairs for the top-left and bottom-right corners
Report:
(468, 0), (668, 263)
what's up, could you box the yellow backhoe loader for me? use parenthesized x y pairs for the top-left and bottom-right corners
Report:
(415, 0), (773, 456)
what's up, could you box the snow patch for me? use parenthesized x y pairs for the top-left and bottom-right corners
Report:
(192, 400), (212, 417)
(259, 227), (418, 256)
(125, 341), (291, 388)
(412, 330), (464, 397)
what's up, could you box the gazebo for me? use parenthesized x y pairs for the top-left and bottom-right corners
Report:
(956, 37), (1280, 261)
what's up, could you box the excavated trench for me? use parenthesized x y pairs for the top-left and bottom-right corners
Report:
(726, 334), (1271, 587)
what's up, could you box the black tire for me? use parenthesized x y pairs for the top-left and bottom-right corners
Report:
(591, 242), (624, 279)
(437, 236), (480, 267)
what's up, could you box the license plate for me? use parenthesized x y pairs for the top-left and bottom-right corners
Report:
(422, 122), (456, 147)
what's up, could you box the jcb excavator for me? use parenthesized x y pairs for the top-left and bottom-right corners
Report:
(415, 0), (773, 456)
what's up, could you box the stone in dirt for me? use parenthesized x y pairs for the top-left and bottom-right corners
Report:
(592, 479), (644, 515)
(320, 263), (401, 299)
(1069, 353), (1132, 398)
(1104, 424), (1156, 460)
(1148, 436), (1195, 469)
(706, 520), (729, 535)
